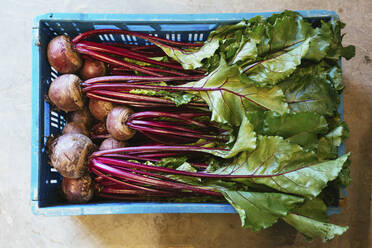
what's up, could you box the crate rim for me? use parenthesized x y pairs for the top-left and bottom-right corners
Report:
(31, 10), (343, 216)
(33, 10), (339, 27)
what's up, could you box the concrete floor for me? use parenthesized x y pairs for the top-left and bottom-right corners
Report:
(0, 0), (371, 247)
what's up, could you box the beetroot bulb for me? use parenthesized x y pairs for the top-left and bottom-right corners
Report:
(48, 74), (84, 112)
(106, 106), (136, 141)
(99, 137), (127, 151)
(61, 174), (94, 203)
(49, 133), (95, 178)
(47, 35), (83, 74)
(68, 107), (94, 129)
(89, 99), (114, 122)
(62, 122), (89, 136)
(80, 58), (106, 80)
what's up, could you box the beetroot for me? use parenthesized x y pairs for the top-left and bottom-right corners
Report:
(48, 74), (84, 112)
(99, 137), (127, 151)
(91, 122), (108, 136)
(89, 99), (114, 121)
(61, 174), (94, 203)
(49, 133), (95, 178)
(69, 107), (94, 129)
(90, 122), (110, 140)
(106, 106), (136, 141)
(47, 35), (83, 74)
(62, 122), (89, 136)
(80, 58), (106, 80)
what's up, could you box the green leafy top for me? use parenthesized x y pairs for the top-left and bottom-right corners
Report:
(154, 11), (355, 89)
(261, 111), (328, 150)
(181, 58), (289, 126)
(282, 198), (348, 242)
(210, 136), (349, 198)
(221, 190), (304, 231)
(279, 63), (340, 116)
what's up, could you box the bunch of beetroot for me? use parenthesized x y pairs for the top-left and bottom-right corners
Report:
(45, 28), (219, 203)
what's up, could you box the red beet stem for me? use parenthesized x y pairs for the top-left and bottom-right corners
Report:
(139, 131), (196, 144)
(86, 92), (175, 108)
(127, 123), (223, 142)
(102, 43), (159, 50)
(140, 152), (185, 158)
(96, 157), (224, 179)
(91, 167), (167, 193)
(97, 180), (118, 187)
(77, 44), (189, 76)
(82, 75), (203, 85)
(100, 188), (150, 195)
(128, 111), (208, 128)
(99, 43), (167, 56)
(85, 82), (270, 111)
(110, 66), (133, 72)
(78, 41), (187, 71)
(130, 65), (188, 76)
(99, 187), (192, 196)
(92, 145), (228, 157)
(82, 83), (133, 91)
(109, 71), (136, 76)
(87, 90), (207, 108)
(129, 120), (204, 134)
(102, 153), (162, 162)
(76, 46), (163, 76)
(130, 50), (167, 57)
(82, 83), (134, 91)
(81, 82), (221, 93)
(96, 152), (321, 179)
(110, 166), (188, 184)
(72, 29), (203, 47)
(92, 159), (221, 196)
(90, 90), (176, 104)
(102, 153), (208, 169)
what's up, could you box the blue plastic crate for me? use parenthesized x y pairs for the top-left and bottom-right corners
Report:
(31, 10), (346, 216)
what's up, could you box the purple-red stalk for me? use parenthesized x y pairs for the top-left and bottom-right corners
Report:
(76, 46), (162, 76)
(91, 159), (221, 196)
(91, 167), (169, 193)
(72, 29), (203, 48)
(86, 90), (208, 108)
(78, 41), (187, 71)
(82, 75), (204, 86)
